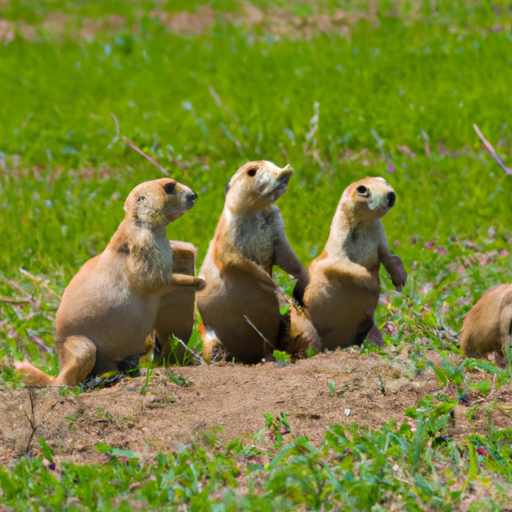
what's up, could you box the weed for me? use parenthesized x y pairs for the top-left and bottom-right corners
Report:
(168, 373), (194, 387)
(140, 367), (152, 396)
(264, 412), (291, 446)
(273, 350), (290, 366)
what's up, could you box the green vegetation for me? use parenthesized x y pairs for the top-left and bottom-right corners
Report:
(1, 409), (511, 510)
(1, 0), (512, 509)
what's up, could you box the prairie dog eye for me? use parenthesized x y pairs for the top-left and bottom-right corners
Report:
(137, 196), (146, 202)
(164, 182), (176, 194)
(247, 168), (257, 177)
(356, 185), (369, 196)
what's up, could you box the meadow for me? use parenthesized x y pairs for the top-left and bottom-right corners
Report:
(1, 0), (512, 509)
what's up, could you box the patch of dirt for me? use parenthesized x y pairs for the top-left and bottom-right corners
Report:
(1, 349), (507, 467)
(149, 4), (216, 37)
(15, 13), (128, 41)
(2, 2), (510, 44)
(2, 4), (379, 43)
(0, 19), (14, 43)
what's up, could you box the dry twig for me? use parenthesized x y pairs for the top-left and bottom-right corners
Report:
(174, 336), (207, 366)
(473, 124), (512, 176)
(19, 268), (61, 300)
(110, 113), (169, 175)
(0, 296), (30, 305)
(244, 315), (275, 351)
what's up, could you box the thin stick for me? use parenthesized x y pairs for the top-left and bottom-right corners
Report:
(0, 296), (31, 305)
(111, 112), (120, 140)
(473, 124), (512, 176)
(208, 85), (223, 107)
(110, 113), (169, 176)
(174, 337), (207, 366)
(0, 275), (38, 307)
(244, 315), (275, 351)
(276, 286), (290, 306)
(122, 135), (169, 176)
(19, 268), (61, 300)
(28, 334), (54, 353)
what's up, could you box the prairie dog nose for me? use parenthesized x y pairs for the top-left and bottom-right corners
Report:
(188, 192), (198, 201)
(387, 191), (396, 208)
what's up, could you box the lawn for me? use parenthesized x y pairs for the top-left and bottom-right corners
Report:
(0, 0), (512, 509)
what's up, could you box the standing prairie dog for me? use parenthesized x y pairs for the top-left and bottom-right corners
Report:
(460, 284), (512, 363)
(197, 160), (309, 364)
(14, 178), (204, 386)
(302, 177), (406, 350)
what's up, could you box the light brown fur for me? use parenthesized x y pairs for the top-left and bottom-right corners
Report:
(460, 284), (512, 364)
(197, 160), (310, 364)
(302, 177), (406, 350)
(153, 240), (198, 364)
(14, 178), (204, 386)
(277, 303), (323, 358)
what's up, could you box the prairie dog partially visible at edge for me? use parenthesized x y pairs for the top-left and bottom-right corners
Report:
(460, 284), (512, 364)
(302, 177), (406, 350)
(197, 160), (309, 364)
(14, 178), (204, 386)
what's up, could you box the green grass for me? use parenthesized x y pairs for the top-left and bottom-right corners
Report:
(1, 408), (512, 510)
(1, 0), (512, 509)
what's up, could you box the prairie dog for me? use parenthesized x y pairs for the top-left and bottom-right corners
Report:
(303, 177), (406, 350)
(197, 160), (309, 363)
(15, 178), (204, 386)
(460, 284), (512, 363)
(154, 240), (197, 363)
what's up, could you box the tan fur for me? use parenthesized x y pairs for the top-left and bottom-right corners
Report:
(197, 160), (309, 364)
(303, 177), (406, 350)
(15, 178), (204, 386)
(154, 240), (198, 364)
(277, 304), (322, 358)
(460, 284), (512, 363)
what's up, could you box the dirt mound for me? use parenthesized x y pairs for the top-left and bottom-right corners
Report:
(0, 350), (507, 466)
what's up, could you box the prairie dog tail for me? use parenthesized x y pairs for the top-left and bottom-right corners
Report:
(13, 360), (55, 386)
(499, 303), (512, 354)
(277, 304), (322, 358)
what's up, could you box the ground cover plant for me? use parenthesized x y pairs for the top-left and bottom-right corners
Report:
(1, 0), (512, 509)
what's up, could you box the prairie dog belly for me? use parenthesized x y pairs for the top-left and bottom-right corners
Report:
(232, 212), (275, 271)
(56, 262), (160, 367)
(306, 273), (379, 350)
(215, 269), (280, 362)
(92, 291), (159, 365)
(198, 246), (280, 363)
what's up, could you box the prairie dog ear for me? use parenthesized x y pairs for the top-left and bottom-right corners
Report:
(163, 182), (176, 194)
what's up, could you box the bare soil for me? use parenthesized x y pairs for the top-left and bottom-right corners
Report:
(1, 349), (509, 467)
(1, 4), (379, 44)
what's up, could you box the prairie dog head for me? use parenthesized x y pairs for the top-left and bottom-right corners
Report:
(341, 177), (396, 221)
(124, 178), (197, 227)
(224, 161), (293, 214)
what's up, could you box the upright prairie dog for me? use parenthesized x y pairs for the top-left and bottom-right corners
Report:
(15, 178), (204, 386)
(460, 284), (512, 363)
(302, 177), (406, 349)
(197, 160), (309, 364)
